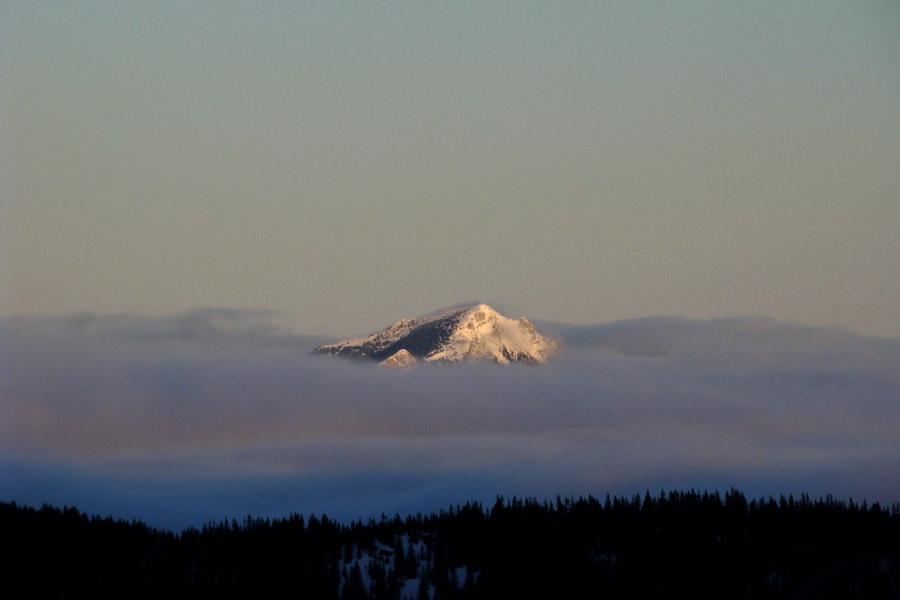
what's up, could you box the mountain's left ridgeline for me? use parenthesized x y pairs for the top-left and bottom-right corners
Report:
(313, 304), (558, 366)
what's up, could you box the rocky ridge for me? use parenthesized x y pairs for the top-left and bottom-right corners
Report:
(314, 304), (557, 365)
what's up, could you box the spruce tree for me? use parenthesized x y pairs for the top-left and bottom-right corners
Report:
(416, 566), (430, 600)
(343, 563), (366, 600)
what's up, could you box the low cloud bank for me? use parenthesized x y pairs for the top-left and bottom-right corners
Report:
(2, 311), (898, 530)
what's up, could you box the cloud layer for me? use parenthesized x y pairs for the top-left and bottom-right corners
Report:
(2, 310), (898, 530)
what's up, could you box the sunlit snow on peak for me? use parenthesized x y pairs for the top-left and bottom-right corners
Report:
(314, 304), (558, 364)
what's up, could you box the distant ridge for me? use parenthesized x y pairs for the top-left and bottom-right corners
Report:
(313, 304), (557, 364)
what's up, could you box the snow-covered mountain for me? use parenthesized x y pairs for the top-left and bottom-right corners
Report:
(314, 304), (558, 364)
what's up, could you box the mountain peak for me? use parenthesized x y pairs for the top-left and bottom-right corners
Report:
(314, 304), (557, 364)
(378, 348), (417, 369)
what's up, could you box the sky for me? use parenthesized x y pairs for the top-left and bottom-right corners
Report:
(1, 2), (899, 530)
(2, 1), (899, 338)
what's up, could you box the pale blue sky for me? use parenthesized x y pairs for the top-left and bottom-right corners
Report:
(3, 1), (899, 337)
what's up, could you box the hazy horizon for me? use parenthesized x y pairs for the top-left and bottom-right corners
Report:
(2, 309), (898, 530)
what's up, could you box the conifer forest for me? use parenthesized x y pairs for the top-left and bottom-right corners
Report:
(3, 489), (899, 599)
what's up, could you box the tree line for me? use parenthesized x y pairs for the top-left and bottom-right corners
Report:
(3, 489), (899, 599)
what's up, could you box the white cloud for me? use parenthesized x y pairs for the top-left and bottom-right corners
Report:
(2, 311), (898, 530)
